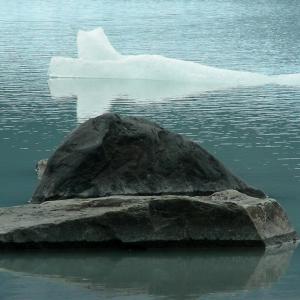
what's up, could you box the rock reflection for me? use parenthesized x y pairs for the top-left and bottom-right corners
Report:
(0, 247), (296, 299)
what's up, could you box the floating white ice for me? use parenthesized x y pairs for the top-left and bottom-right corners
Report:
(49, 27), (300, 88)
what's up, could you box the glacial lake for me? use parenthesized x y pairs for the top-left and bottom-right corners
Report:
(0, 0), (299, 299)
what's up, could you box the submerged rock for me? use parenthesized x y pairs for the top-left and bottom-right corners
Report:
(0, 190), (297, 248)
(32, 113), (264, 203)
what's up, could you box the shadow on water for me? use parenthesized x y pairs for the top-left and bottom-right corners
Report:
(0, 247), (297, 299)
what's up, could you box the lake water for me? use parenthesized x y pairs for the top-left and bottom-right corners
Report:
(0, 0), (299, 299)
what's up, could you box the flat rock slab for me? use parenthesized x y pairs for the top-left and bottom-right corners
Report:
(0, 190), (297, 249)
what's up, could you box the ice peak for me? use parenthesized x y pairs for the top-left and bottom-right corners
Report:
(77, 27), (121, 61)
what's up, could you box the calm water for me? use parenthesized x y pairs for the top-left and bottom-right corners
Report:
(0, 0), (299, 299)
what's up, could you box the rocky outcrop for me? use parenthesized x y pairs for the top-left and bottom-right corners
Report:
(16, 114), (296, 249)
(0, 190), (297, 248)
(31, 113), (264, 203)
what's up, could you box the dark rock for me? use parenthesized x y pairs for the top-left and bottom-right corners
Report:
(0, 190), (297, 248)
(31, 113), (265, 203)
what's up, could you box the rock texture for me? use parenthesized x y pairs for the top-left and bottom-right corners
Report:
(0, 190), (297, 248)
(32, 113), (265, 203)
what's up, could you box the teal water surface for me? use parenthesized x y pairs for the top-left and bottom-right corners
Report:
(0, 0), (299, 299)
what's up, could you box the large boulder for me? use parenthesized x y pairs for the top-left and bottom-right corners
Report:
(31, 113), (264, 203)
(0, 190), (297, 248)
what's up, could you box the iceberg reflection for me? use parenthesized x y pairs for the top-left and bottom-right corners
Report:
(49, 78), (219, 122)
(49, 72), (300, 123)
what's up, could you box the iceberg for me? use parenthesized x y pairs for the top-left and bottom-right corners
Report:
(49, 27), (300, 88)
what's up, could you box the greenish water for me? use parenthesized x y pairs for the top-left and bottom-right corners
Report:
(0, 0), (299, 299)
(0, 248), (298, 300)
